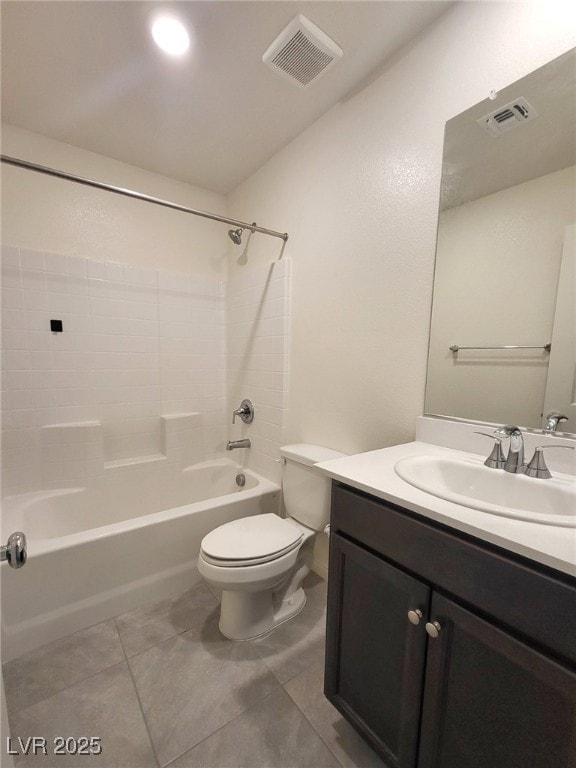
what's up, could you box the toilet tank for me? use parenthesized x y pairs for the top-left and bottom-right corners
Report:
(280, 444), (346, 531)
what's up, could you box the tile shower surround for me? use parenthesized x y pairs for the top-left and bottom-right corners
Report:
(227, 259), (290, 481)
(0, 246), (290, 496)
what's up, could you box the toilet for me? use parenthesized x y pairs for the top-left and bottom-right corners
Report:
(197, 443), (344, 640)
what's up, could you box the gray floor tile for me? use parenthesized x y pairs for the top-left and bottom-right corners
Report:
(285, 657), (385, 768)
(7, 662), (157, 767)
(168, 687), (341, 768)
(115, 583), (218, 657)
(252, 573), (328, 684)
(3, 620), (124, 714)
(129, 617), (280, 766)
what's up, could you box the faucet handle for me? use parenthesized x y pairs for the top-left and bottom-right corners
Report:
(474, 432), (506, 469)
(525, 445), (575, 479)
(232, 398), (254, 425)
(495, 424), (522, 438)
(474, 431), (503, 442)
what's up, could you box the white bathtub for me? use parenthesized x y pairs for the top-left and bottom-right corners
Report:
(1, 460), (280, 661)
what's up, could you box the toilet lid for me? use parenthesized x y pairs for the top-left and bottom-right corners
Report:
(200, 514), (303, 565)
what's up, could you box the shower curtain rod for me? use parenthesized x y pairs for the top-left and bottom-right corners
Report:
(1, 155), (289, 242)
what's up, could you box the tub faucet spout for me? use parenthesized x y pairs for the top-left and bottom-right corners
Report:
(226, 439), (251, 451)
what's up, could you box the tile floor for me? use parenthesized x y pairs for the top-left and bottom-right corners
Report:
(3, 574), (385, 768)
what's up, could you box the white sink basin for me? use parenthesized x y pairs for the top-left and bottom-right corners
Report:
(394, 455), (576, 527)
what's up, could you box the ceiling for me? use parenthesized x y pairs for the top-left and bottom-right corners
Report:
(1, 1), (452, 194)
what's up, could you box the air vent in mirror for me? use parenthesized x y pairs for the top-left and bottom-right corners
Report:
(478, 97), (538, 137)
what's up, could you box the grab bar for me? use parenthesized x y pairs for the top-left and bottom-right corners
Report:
(449, 343), (551, 353)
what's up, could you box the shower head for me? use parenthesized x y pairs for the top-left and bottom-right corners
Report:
(228, 228), (243, 245)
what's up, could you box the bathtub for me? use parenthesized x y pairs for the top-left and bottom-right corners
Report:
(1, 460), (280, 661)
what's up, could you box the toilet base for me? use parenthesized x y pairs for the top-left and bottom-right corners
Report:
(219, 586), (307, 641)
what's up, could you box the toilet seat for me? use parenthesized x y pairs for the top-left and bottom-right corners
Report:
(200, 513), (303, 567)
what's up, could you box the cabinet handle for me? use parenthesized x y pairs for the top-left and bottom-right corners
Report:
(407, 609), (423, 625)
(425, 621), (442, 638)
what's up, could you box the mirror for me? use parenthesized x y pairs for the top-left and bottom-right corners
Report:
(425, 48), (576, 434)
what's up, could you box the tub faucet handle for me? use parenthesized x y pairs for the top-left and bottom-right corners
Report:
(232, 399), (255, 424)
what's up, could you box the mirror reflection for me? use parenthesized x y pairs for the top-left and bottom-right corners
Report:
(425, 48), (575, 433)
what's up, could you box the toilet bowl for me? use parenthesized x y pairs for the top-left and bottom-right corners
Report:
(198, 443), (344, 640)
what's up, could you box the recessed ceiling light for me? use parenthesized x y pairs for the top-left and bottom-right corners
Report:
(151, 15), (190, 56)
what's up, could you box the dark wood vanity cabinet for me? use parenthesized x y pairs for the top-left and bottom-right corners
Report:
(325, 483), (576, 768)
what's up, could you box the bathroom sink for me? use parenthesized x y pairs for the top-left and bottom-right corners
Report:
(394, 455), (576, 527)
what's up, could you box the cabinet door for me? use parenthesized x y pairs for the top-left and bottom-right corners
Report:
(419, 593), (576, 768)
(325, 533), (430, 768)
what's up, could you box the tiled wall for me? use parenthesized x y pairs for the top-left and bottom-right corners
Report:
(227, 258), (290, 482)
(158, 271), (226, 464)
(1, 246), (226, 496)
(1, 246), (290, 497)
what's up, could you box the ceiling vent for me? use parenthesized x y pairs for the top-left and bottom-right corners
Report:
(477, 97), (538, 137)
(263, 15), (343, 89)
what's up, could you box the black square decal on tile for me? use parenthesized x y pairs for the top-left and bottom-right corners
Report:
(50, 319), (63, 333)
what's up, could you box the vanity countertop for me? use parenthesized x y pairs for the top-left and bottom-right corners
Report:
(317, 441), (576, 579)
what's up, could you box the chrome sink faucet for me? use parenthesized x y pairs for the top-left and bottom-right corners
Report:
(480, 424), (574, 479)
(494, 425), (525, 473)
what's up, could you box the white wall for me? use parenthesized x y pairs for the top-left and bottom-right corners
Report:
(228, 1), (576, 457)
(1, 124), (228, 276)
(427, 166), (575, 428)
